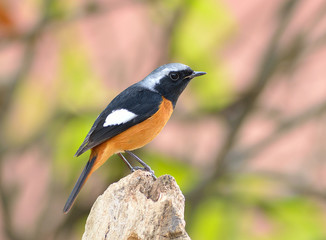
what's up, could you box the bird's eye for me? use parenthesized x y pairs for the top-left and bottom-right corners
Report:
(169, 72), (179, 81)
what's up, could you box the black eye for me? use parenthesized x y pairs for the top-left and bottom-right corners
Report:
(169, 72), (179, 81)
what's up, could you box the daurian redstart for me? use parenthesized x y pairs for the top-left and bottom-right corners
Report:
(63, 63), (206, 213)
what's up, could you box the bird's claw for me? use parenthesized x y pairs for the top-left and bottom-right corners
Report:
(130, 166), (157, 180)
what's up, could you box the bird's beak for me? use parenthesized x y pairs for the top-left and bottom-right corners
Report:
(184, 71), (206, 80)
(192, 71), (206, 77)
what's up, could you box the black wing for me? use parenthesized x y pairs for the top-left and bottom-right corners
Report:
(75, 86), (162, 156)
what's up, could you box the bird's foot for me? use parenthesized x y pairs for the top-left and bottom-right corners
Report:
(125, 151), (157, 180)
(118, 152), (157, 180)
(131, 166), (157, 180)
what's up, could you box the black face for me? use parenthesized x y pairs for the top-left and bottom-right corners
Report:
(154, 69), (195, 107)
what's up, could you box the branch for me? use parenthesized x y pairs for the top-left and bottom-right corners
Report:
(0, 1), (55, 239)
(228, 99), (326, 169)
(248, 170), (326, 201)
(185, 0), (306, 228)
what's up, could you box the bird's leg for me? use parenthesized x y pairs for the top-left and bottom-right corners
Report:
(117, 153), (150, 173)
(125, 151), (157, 180)
(117, 153), (135, 173)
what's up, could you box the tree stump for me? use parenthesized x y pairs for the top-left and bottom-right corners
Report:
(82, 170), (190, 240)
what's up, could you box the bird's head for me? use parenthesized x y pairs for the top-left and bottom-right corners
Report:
(138, 63), (206, 107)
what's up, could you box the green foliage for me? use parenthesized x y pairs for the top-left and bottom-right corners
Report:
(47, 0), (77, 20)
(190, 198), (239, 240)
(189, 176), (326, 240)
(5, 77), (53, 144)
(53, 34), (112, 186)
(53, 115), (94, 184)
(140, 151), (199, 193)
(267, 199), (326, 240)
(57, 31), (110, 111)
(170, 0), (235, 111)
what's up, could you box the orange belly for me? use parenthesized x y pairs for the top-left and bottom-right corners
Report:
(90, 97), (173, 171)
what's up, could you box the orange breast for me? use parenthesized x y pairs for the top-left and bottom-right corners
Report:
(110, 96), (173, 151)
(90, 97), (173, 171)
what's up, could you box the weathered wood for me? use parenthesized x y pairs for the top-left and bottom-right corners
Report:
(82, 170), (190, 240)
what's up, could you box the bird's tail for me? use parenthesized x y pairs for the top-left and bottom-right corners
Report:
(63, 141), (115, 213)
(63, 154), (97, 213)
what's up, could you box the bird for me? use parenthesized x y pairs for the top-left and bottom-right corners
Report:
(63, 63), (206, 213)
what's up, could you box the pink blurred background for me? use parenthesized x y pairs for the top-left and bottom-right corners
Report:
(1, 0), (326, 239)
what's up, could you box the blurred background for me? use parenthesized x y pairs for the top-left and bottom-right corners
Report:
(1, 0), (326, 239)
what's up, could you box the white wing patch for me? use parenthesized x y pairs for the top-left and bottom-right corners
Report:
(103, 109), (137, 127)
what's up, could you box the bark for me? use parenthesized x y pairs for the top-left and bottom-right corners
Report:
(82, 170), (190, 240)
